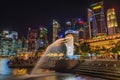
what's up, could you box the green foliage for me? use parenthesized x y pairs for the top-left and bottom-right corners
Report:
(101, 46), (106, 51)
(0, 33), (2, 36)
(111, 41), (120, 54)
(94, 50), (100, 56)
(74, 46), (79, 55)
(111, 47), (118, 53)
(112, 46), (120, 54)
(81, 42), (90, 53)
(116, 46), (120, 51)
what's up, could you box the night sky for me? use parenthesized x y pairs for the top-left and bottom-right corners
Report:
(0, 0), (119, 41)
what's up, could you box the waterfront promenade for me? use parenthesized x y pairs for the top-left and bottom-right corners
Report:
(64, 59), (120, 80)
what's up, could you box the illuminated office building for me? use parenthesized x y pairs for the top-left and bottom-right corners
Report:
(36, 27), (48, 51)
(83, 22), (89, 39)
(0, 30), (18, 55)
(17, 39), (23, 53)
(76, 19), (85, 40)
(107, 8), (118, 35)
(90, 1), (107, 37)
(53, 20), (60, 42)
(28, 29), (37, 52)
(65, 19), (84, 43)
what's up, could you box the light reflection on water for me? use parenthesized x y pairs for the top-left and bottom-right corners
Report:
(12, 68), (27, 75)
(0, 72), (108, 80)
(0, 68), (108, 80)
(0, 75), (11, 80)
(0, 58), (107, 80)
(22, 73), (107, 80)
(12, 68), (55, 75)
(0, 58), (12, 75)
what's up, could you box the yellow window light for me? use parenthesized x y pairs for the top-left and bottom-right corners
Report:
(93, 5), (102, 10)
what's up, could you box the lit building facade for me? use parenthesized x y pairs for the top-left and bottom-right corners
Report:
(65, 21), (79, 43)
(107, 8), (118, 35)
(90, 1), (107, 37)
(65, 19), (85, 43)
(53, 20), (60, 42)
(28, 29), (37, 52)
(36, 27), (48, 51)
(85, 34), (120, 55)
(84, 22), (90, 39)
(21, 37), (28, 52)
(0, 30), (18, 55)
(17, 39), (23, 53)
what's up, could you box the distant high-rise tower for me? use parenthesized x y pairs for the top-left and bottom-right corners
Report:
(53, 20), (60, 42)
(28, 29), (37, 52)
(17, 39), (23, 53)
(88, 8), (93, 38)
(0, 30), (18, 55)
(35, 27), (48, 51)
(107, 8), (118, 35)
(90, 1), (107, 37)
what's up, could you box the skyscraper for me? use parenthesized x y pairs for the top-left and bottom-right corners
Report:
(107, 8), (118, 35)
(36, 27), (48, 51)
(53, 20), (60, 42)
(90, 1), (107, 37)
(28, 29), (37, 52)
(0, 30), (18, 55)
(88, 8), (93, 38)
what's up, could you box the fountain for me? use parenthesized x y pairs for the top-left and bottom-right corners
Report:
(30, 38), (65, 74)
(31, 34), (79, 74)
(8, 34), (79, 80)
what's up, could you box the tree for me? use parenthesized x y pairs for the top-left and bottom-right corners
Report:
(111, 41), (120, 54)
(94, 45), (99, 54)
(74, 45), (79, 55)
(111, 47), (118, 54)
(80, 42), (90, 53)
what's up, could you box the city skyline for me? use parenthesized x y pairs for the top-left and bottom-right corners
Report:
(0, 0), (120, 79)
(0, 0), (119, 38)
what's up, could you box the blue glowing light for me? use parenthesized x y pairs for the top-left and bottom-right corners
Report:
(90, 17), (93, 21)
(67, 55), (80, 59)
(77, 18), (81, 21)
(0, 59), (12, 75)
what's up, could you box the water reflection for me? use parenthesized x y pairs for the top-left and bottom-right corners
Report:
(23, 74), (107, 80)
(0, 69), (108, 80)
(12, 68), (55, 76)
(0, 75), (11, 80)
(12, 68), (27, 75)
(0, 58), (12, 75)
(0, 58), (107, 80)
